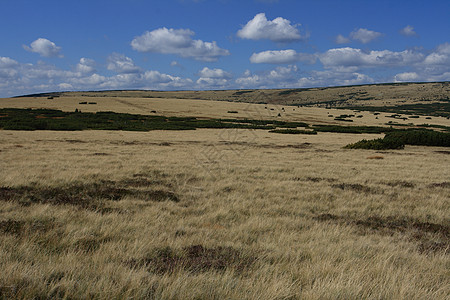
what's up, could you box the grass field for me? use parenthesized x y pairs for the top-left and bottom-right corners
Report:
(0, 89), (449, 299)
(13, 81), (450, 109)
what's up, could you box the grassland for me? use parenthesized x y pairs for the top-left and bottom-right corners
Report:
(12, 81), (450, 111)
(0, 87), (449, 299)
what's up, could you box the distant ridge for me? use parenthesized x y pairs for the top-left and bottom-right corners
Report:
(9, 82), (450, 117)
(11, 81), (449, 99)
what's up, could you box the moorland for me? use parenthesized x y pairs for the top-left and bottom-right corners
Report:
(0, 82), (449, 299)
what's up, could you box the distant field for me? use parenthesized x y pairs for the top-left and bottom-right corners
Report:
(2, 88), (450, 129)
(10, 81), (450, 110)
(0, 85), (449, 299)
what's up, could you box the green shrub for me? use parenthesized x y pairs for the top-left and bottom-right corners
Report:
(269, 129), (317, 135)
(345, 130), (450, 150)
(384, 130), (450, 147)
(344, 138), (404, 150)
(334, 118), (353, 122)
(313, 125), (393, 134)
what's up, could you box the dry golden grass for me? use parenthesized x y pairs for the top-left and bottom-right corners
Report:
(8, 81), (448, 107)
(2, 93), (450, 128)
(0, 127), (449, 299)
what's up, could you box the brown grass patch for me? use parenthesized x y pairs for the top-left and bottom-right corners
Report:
(64, 139), (86, 143)
(428, 182), (450, 188)
(382, 180), (416, 188)
(314, 214), (449, 254)
(331, 183), (380, 194)
(435, 150), (450, 155)
(292, 176), (337, 183)
(0, 218), (56, 236)
(0, 178), (179, 210)
(128, 245), (255, 274)
(367, 155), (384, 159)
(90, 152), (110, 156)
(73, 236), (113, 253)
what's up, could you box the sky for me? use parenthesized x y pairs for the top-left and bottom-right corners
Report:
(0, 0), (449, 97)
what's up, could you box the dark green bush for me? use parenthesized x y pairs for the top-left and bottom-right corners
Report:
(344, 138), (404, 150)
(345, 130), (450, 149)
(313, 125), (393, 134)
(385, 130), (450, 147)
(269, 129), (317, 135)
(0, 108), (306, 132)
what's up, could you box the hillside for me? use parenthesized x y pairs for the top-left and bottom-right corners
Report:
(13, 81), (449, 105)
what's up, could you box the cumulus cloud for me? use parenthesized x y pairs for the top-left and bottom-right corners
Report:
(320, 47), (424, 69)
(0, 57), (19, 79)
(3, 41), (450, 97)
(308, 71), (372, 87)
(23, 38), (63, 58)
(196, 77), (231, 88)
(58, 83), (74, 90)
(0, 57), (19, 68)
(250, 49), (316, 64)
(349, 28), (382, 44)
(400, 25), (417, 37)
(297, 70), (374, 88)
(394, 72), (419, 82)
(196, 67), (232, 88)
(131, 27), (230, 62)
(76, 58), (96, 74)
(237, 13), (305, 43)
(107, 53), (141, 74)
(0, 56), (194, 97)
(198, 67), (232, 79)
(235, 65), (299, 88)
(335, 34), (350, 44)
(423, 43), (450, 65)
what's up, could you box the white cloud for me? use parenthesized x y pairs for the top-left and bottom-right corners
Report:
(394, 72), (419, 82)
(131, 27), (230, 62)
(107, 53), (141, 74)
(335, 34), (350, 44)
(71, 73), (107, 86)
(76, 58), (96, 74)
(250, 49), (316, 64)
(170, 61), (183, 68)
(350, 28), (382, 44)
(196, 67), (232, 88)
(400, 25), (417, 37)
(198, 67), (232, 79)
(320, 47), (424, 69)
(297, 70), (374, 88)
(23, 38), (63, 58)
(0, 57), (19, 68)
(143, 71), (178, 84)
(237, 13), (305, 43)
(196, 77), (230, 88)
(423, 43), (450, 65)
(2, 41), (450, 97)
(58, 83), (74, 90)
(0, 56), (194, 97)
(236, 65), (299, 88)
(0, 57), (19, 79)
(424, 72), (450, 82)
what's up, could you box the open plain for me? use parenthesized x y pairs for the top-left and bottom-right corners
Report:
(0, 85), (449, 299)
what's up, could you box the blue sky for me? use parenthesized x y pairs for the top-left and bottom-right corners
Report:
(1, 0), (449, 97)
